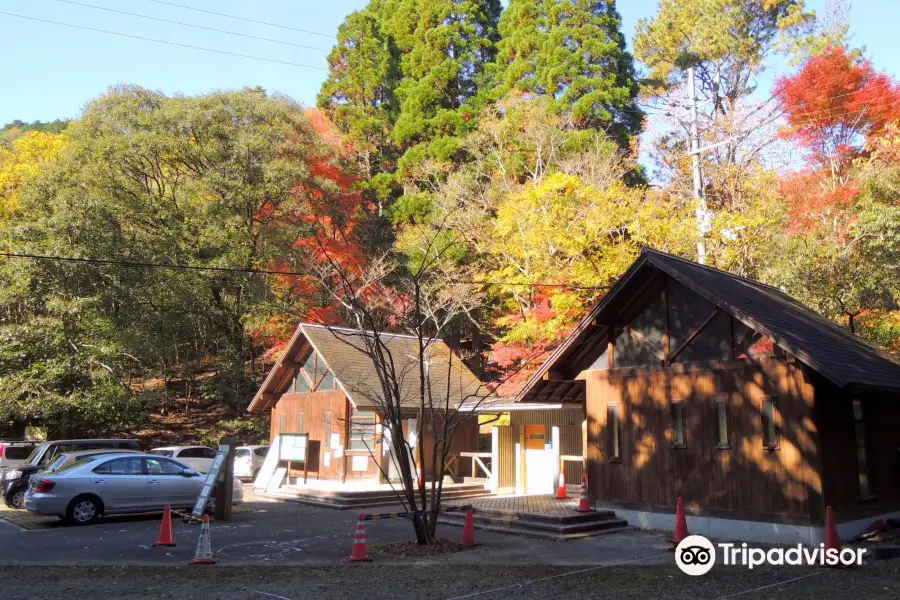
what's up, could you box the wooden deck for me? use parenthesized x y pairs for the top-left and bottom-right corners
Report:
(464, 492), (583, 518)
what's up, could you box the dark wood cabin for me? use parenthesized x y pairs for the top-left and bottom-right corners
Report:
(247, 323), (482, 484)
(518, 249), (900, 543)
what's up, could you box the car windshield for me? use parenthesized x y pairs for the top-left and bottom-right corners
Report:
(149, 450), (174, 457)
(25, 444), (49, 466)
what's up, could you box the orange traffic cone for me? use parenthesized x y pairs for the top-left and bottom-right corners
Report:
(461, 507), (477, 546)
(190, 514), (216, 564)
(575, 475), (593, 512)
(555, 466), (568, 500)
(823, 505), (849, 568)
(671, 497), (689, 545)
(347, 512), (373, 562)
(152, 504), (176, 547)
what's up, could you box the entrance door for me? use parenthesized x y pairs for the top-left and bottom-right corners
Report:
(524, 424), (553, 494)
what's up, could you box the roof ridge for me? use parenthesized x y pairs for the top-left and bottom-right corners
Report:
(641, 248), (788, 296)
(299, 322), (444, 342)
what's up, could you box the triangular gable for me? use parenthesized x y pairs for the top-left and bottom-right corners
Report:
(518, 249), (900, 399)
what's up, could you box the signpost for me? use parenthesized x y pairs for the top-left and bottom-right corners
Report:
(279, 433), (309, 484)
(190, 440), (233, 522)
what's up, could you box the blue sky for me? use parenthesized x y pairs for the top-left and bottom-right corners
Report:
(0, 0), (897, 124)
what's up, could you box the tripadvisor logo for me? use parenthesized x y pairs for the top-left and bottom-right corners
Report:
(675, 535), (867, 575)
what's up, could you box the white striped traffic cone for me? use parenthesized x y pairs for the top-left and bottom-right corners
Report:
(190, 514), (216, 564)
(347, 512), (373, 562)
(575, 475), (594, 513)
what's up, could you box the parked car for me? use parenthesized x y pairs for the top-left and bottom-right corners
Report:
(24, 452), (244, 525)
(28, 449), (143, 486)
(1, 439), (140, 509)
(149, 446), (217, 473)
(0, 441), (37, 470)
(233, 445), (268, 480)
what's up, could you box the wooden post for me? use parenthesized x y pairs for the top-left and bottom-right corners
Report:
(490, 426), (499, 494)
(214, 435), (235, 522)
(551, 426), (561, 488)
(516, 426), (525, 495)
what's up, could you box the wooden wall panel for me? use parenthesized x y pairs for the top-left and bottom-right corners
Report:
(817, 377), (900, 522)
(585, 358), (823, 520)
(271, 390), (352, 480)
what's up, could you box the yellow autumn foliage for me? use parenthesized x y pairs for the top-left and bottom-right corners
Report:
(0, 131), (66, 217)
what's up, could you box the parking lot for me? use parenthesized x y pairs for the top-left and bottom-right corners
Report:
(0, 492), (898, 599)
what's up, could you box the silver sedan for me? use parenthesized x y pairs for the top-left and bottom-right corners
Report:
(24, 452), (243, 525)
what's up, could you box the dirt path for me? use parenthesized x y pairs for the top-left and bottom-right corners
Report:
(3, 562), (899, 600)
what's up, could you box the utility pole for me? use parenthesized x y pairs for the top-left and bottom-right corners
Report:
(687, 66), (709, 265)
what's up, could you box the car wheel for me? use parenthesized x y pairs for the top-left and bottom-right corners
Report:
(66, 495), (101, 525)
(6, 487), (25, 509)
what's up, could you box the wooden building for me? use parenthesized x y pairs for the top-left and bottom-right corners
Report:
(247, 324), (483, 484)
(516, 249), (900, 544)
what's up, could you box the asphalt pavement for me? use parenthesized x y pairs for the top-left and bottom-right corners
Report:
(0, 495), (670, 566)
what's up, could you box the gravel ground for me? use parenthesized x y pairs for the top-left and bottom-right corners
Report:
(3, 562), (899, 600)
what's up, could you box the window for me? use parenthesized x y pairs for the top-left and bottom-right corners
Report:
(668, 279), (716, 350)
(254, 447), (269, 457)
(3, 445), (34, 460)
(145, 457), (187, 475)
(613, 291), (666, 368)
(853, 399), (874, 499)
(294, 370), (310, 393)
(235, 449), (251, 459)
(716, 399), (730, 449)
(149, 449), (175, 457)
(279, 414), (286, 434)
(762, 398), (778, 449)
(179, 447), (215, 459)
(671, 402), (686, 447)
(349, 410), (376, 451)
(672, 312), (732, 364)
(298, 413), (305, 433)
(93, 457), (143, 475)
(589, 345), (610, 370)
(733, 321), (782, 359)
(607, 404), (621, 461)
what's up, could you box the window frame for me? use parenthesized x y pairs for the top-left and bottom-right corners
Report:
(671, 401), (686, 448)
(348, 409), (377, 451)
(715, 396), (730, 450)
(144, 456), (189, 476)
(92, 456), (144, 476)
(762, 397), (779, 451)
(607, 403), (622, 462)
(853, 398), (876, 500)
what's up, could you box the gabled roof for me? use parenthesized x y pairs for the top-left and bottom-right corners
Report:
(519, 248), (900, 398)
(248, 323), (487, 413)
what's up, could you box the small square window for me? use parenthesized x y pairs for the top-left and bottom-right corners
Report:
(715, 399), (729, 449)
(607, 404), (621, 461)
(671, 402), (686, 448)
(762, 398), (778, 449)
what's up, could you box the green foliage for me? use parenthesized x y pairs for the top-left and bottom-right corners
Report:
(493, 0), (641, 142)
(0, 119), (69, 146)
(0, 86), (347, 433)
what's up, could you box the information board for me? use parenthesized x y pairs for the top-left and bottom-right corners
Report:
(279, 433), (309, 462)
(190, 444), (229, 520)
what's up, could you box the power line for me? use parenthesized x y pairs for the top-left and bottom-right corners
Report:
(145, 0), (336, 39)
(0, 11), (329, 71)
(0, 252), (612, 289)
(53, 0), (330, 52)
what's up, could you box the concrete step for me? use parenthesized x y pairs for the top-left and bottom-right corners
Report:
(437, 507), (629, 541)
(259, 485), (491, 510)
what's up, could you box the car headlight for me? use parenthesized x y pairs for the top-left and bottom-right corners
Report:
(4, 470), (22, 480)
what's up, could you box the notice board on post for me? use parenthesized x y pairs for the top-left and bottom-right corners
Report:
(190, 445), (229, 520)
(279, 433), (319, 483)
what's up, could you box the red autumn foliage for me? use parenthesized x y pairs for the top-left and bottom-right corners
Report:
(774, 46), (900, 233)
(775, 46), (900, 174)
